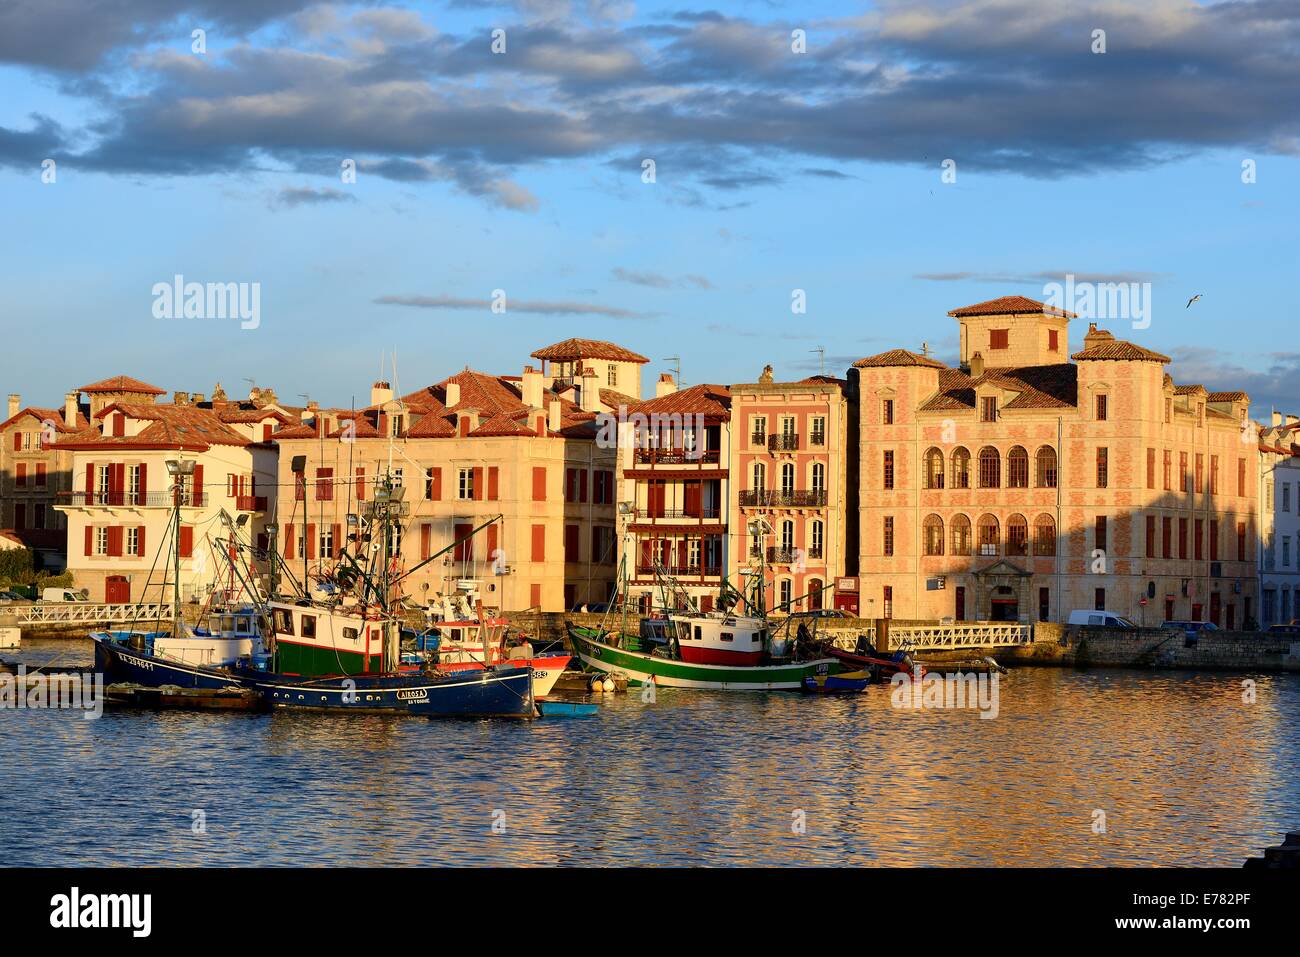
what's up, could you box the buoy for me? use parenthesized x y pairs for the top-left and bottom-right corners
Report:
(602, 677), (615, 692)
(590, 675), (605, 692)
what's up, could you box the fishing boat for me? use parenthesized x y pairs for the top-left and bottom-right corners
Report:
(801, 669), (872, 694)
(410, 581), (570, 697)
(823, 635), (924, 680)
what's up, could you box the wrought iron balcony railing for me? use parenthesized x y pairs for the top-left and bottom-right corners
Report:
(738, 489), (827, 507)
(768, 434), (799, 451)
(60, 491), (209, 508)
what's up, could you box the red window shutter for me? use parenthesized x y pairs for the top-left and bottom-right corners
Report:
(429, 468), (441, 501)
(283, 524), (294, 558)
(332, 523), (342, 558)
(107, 526), (123, 557)
(111, 413), (124, 437)
(453, 523), (472, 562)
(35, 462), (46, 486)
(85, 525), (93, 556)
(532, 467), (546, 501)
(473, 466), (484, 501)
(11, 431), (20, 451)
(138, 462), (147, 498)
(15, 463), (25, 487)
(137, 526), (146, 557)
(421, 524), (432, 561)
(86, 462), (95, 499)
(640, 540), (651, 566)
(306, 524), (316, 559)
(565, 524), (578, 561)
(579, 469), (588, 503)
(179, 525), (193, 558)
(531, 524), (545, 562)
(486, 524), (498, 560)
(113, 463), (126, 504)
(192, 464), (204, 506)
(488, 466), (499, 500)
(355, 467), (366, 501)
(263, 423), (272, 442)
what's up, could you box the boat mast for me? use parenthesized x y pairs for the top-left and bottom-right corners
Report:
(164, 456), (196, 634)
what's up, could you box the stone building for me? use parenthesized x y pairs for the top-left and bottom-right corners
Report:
(1259, 413), (1300, 626)
(853, 295), (1259, 626)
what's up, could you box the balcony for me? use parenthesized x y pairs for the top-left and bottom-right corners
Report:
(768, 434), (799, 452)
(636, 506), (721, 520)
(766, 546), (800, 564)
(236, 495), (268, 513)
(59, 491), (209, 508)
(635, 563), (723, 578)
(750, 432), (767, 446)
(809, 432), (826, 447)
(738, 489), (827, 508)
(633, 448), (721, 465)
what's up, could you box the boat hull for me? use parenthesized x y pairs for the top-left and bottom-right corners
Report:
(94, 635), (247, 690)
(439, 654), (569, 697)
(251, 667), (535, 717)
(570, 627), (838, 690)
(825, 645), (922, 678)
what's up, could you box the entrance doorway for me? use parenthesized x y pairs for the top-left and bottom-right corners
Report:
(990, 586), (1018, 622)
(105, 575), (130, 603)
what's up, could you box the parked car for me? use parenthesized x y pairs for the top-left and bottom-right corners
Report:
(0, 590), (29, 603)
(1266, 623), (1300, 634)
(1066, 609), (1137, 628)
(1161, 620), (1218, 637)
(40, 587), (89, 603)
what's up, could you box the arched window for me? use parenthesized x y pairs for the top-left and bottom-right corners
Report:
(1007, 513), (1029, 556)
(978, 447), (1000, 488)
(780, 520), (795, 554)
(950, 514), (972, 555)
(809, 519), (824, 558)
(1008, 446), (1029, 488)
(778, 578), (793, 610)
(808, 579), (823, 611)
(1036, 446), (1058, 488)
(923, 514), (945, 556)
(924, 447), (946, 489)
(752, 461), (766, 490)
(977, 514), (1000, 556)
(1034, 513), (1057, 555)
(780, 463), (795, 495)
(951, 447), (971, 489)
(811, 462), (825, 494)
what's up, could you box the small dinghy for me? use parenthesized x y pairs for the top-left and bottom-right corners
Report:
(535, 700), (599, 718)
(801, 669), (872, 693)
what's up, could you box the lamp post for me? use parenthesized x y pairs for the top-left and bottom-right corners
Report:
(165, 458), (196, 628)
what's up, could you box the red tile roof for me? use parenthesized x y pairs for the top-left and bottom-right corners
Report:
(0, 407), (90, 433)
(1208, 391), (1249, 403)
(57, 403), (250, 449)
(1173, 384), (1207, 395)
(470, 414), (538, 438)
(79, 375), (166, 395)
(853, 349), (947, 369)
(531, 339), (649, 363)
(629, 384), (731, 419)
(1070, 336), (1171, 363)
(919, 365), (1078, 412)
(948, 296), (1075, 319)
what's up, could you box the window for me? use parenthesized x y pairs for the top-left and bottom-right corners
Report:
(1007, 514), (1028, 556)
(977, 514), (1000, 556)
(1284, 537), (1293, 567)
(883, 450), (894, 490)
(1237, 458), (1246, 497)
(1146, 448), (1155, 489)
(95, 527), (108, 556)
(990, 329), (1009, 350)
(1096, 394), (1108, 421)
(458, 467), (475, 500)
(980, 396), (997, 422)
(951, 447), (971, 489)
(1180, 452), (1189, 492)
(1179, 518), (1188, 559)
(320, 525), (335, 559)
(950, 514), (972, 555)
(1165, 398), (1172, 423)
(883, 516), (894, 556)
(1239, 523), (1248, 563)
(1195, 518), (1204, 560)
(1284, 483), (1292, 512)
(315, 467), (333, 501)
(752, 461), (766, 491)
(1209, 519), (1219, 561)
(751, 416), (767, 445)
(1048, 329), (1059, 352)
(1034, 514), (1056, 556)
(883, 586), (893, 619)
(924, 448), (945, 489)
(1163, 450), (1172, 491)
(127, 527), (139, 556)
(301, 615), (316, 639)
(1162, 516), (1172, 559)
(1095, 515), (1107, 551)
(810, 520), (824, 558)
(882, 400), (894, 425)
(1146, 515), (1156, 558)
(1036, 446), (1057, 488)
(607, 365), (618, 387)
(778, 580), (793, 610)
(1096, 447), (1108, 488)
(978, 447), (1000, 488)
(1095, 588), (1106, 612)
(1195, 454), (1203, 493)
(810, 417), (826, 446)
(780, 520), (795, 553)
(811, 463), (825, 494)
(1210, 455), (1219, 495)
(780, 463), (795, 495)
(923, 514), (944, 556)
(1008, 447), (1029, 488)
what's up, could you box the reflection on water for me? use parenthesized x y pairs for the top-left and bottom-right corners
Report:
(2, 639), (1297, 866)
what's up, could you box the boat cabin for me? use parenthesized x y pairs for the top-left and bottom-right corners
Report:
(670, 614), (767, 666)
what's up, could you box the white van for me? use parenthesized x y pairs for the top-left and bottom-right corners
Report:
(41, 587), (89, 603)
(1067, 609), (1137, 628)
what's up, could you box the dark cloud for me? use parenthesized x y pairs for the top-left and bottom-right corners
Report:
(1168, 346), (1300, 418)
(612, 268), (713, 290)
(272, 186), (357, 208)
(375, 293), (650, 319)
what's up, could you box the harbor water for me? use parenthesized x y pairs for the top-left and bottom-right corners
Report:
(2, 638), (1297, 866)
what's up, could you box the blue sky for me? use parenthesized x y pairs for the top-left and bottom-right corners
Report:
(1, 0), (1298, 411)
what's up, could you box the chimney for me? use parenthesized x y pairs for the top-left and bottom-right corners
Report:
(1287, 415), (1299, 428)
(970, 351), (985, 379)
(1273, 411), (1284, 427)
(444, 381), (461, 409)
(173, 390), (190, 405)
(580, 366), (600, 413)
(522, 365), (544, 409)
(64, 392), (78, 427)
(548, 398), (562, 433)
(656, 373), (677, 398)
(191, 393), (204, 405)
(371, 380), (393, 407)
(8, 394), (20, 419)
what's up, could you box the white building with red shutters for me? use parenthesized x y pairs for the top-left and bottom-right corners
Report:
(53, 381), (283, 603)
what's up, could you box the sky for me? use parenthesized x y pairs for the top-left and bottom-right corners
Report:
(0, 0), (1297, 413)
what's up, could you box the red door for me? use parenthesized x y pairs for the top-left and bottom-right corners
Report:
(1209, 593), (1221, 626)
(955, 586), (966, 621)
(105, 575), (130, 603)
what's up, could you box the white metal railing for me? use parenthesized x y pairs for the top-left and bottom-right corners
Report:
(833, 622), (1033, 650)
(7, 602), (173, 625)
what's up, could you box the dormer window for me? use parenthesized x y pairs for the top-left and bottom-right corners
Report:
(989, 329), (1009, 350)
(980, 396), (997, 422)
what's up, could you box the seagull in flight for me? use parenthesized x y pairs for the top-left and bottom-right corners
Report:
(1186, 294), (1203, 309)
